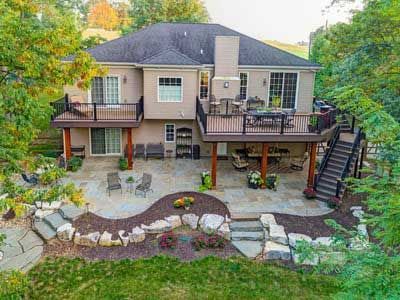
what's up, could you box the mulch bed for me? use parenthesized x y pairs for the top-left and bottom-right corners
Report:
(274, 191), (367, 238)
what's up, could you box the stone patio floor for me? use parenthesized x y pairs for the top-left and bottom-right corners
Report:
(63, 157), (331, 219)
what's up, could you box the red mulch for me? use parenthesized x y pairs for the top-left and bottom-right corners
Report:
(274, 191), (367, 238)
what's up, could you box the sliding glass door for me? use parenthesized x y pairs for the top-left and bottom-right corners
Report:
(90, 128), (121, 155)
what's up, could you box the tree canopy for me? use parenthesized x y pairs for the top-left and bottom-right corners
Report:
(88, 0), (120, 30)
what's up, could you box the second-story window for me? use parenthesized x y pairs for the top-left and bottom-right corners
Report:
(158, 77), (183, 102)
(239, 72), (248, 100)
(199, 71), (209, 100)
(268, 72), (298, 109)
(90, 76), (120, 104)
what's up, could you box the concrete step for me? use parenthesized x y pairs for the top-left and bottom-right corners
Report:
(44, 212), (69, 231)
(59, 204), (85, 221)
(229, 221), (263, 232)
(231, 231), (264, 241)
(33, 220), (56, 241)
(231, 241), (263, 258)
(230, 212), (261, 220)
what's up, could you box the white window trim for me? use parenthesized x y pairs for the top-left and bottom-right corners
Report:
(157, 76), (183, 103)
(89, 128), (122, 156)
(164, 123), (176, 143)
(268, 71), (299, 110)
(88, 75), (121, 104)
(198, 70), (210, 100)
(239, 72), (249, 100)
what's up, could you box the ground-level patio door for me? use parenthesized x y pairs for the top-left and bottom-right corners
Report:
(90, 128), (121, 155)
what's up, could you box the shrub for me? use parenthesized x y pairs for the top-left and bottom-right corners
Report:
(173, 196), (194, 209)
(192, 235), (207, 251)
(68, 156), (82, 172)
(39, 166), (66, 185)
(118, 157), (128, 170)
(192, 233), (226, 251)
(0, 270), (29, 299)
(198, 172), (212, 192)
(265, 174), (280, 190)
(158, 232), (177, 249)
(303, 187), (317, 199)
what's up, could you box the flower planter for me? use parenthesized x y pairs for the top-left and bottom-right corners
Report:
(248, 182), (259, 189)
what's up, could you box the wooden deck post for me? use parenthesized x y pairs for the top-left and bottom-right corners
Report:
(307, 142), (317, 188)
(211, 143), (218, 189)
(127, 128), (133, 170)
(63, 128), (71, 161)
(260, 143), (269, 189)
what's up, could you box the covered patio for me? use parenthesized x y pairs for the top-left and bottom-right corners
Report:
(63, 157), (331, 219)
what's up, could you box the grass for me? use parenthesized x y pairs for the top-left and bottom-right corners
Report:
(83, 28), (120, 41)
(26, 256), (339, 299)
(264, 40), (309, 59)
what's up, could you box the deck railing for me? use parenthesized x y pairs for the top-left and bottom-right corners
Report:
(51, 95), (144, 122)
(196, 97), (338, 135)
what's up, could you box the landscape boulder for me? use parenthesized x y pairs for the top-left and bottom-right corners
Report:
(164, 215), (182, 229)
(74, 232), (100, 247)
(312, 237), (333, 247)
(129, 227), (145, 243)
(288, 233), (312, 248)
(263, 241), (291, 260)
(260, 214), (277, 228)
(199, 214), (224, 234)
(57, 223), (75, 241)
(42, 201), (62, 210)
(99, 231), (122, 247)
(217, 223), (231, 240)
(118, 230), (130, 246)
(269, 224), (288, 245)
(182, 214), (199, 229)
(34, 209), (53, 220)
(141, 220), (172, 234)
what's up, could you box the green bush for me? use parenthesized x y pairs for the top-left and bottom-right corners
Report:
(0, 270), (29, 299)
(67, 156), (82, 172)
(118, 157), (128, 171)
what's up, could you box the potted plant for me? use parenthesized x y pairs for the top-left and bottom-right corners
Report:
(118, 157), (128, 170)
(328, 196), (342, 209)
(201, 171), (210, 185)
(271, 96), (281, 111)
(308, 115), (318, 132)
(247, 171), (263, 189)
(265, 174), (280, 191)
(303, 187), (317, 199)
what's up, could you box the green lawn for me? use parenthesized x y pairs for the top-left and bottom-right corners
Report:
(24, 256), (339, 299)
(264, 40), (309, 59)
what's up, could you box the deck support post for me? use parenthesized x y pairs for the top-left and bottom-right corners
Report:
(211, 142), (218, 189)
(307, 142), (317, 188)
(260, 143), (269, 189)
(127, 128), (133, 170)
(63, 128), (71, 161)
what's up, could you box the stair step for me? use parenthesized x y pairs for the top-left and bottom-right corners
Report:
(319, 173), (340, 182)
(318, 182), (344, 193)
(229, 221), (263, 232)
(231, 231), (264, 241)
(33, 220), (56, 241)
(322, 169), (343, 177)
(231, 241), (263, 258)
(59, 204), (85, 221)
(44, 212), (70, 231)
(326, 163), (344, 171)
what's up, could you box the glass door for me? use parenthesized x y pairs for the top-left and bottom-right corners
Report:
(105, 128), (121, 154)
(91, 128), (121, 155)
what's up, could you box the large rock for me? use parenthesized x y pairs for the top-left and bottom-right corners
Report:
(57, 223), (75, 241)
(129, 227), (145, 243)
(217, 223), (231, 240)
(288, 233), (312, 248)
(164, 215), (182, 229)
(35, 209), (53, 219)
(357, 224), (368, 238)
(182, 214), (199, 229)
(312, 237), (333, 247)
(118, 230), (129, 247)
(99, 231), (122, 247)
(352, 209), (364, 219)
(292, 250), (319, 266)
(141, 220), (172, 234)
(74, 232), (100, 247)
(42, 201), (62, 210)
(269, 224), (288, 245)
(199, 214), (224, 234)
(260, 214), (277, 228)
(263, 241), (291, 260)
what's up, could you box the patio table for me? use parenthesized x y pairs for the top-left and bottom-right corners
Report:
(247, 110), (287, 127)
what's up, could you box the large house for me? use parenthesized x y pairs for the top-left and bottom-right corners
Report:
(52, 22), (341, 196)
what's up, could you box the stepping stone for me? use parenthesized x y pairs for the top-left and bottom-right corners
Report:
(0, 245), (43, 272)
(232, 241), (263, 258)
(44, 212), (69, 231)
(231, 231), (264, 241)
(33, 221), (56, 241)
(19, 230), (43, 252)
(59, 204), (85, 221)
(229, 221), (263, 232)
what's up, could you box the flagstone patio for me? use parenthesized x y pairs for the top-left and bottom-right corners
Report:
(63, 157), (331, 219)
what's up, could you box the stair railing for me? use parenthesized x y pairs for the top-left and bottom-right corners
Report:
(314, 125), (341, 189)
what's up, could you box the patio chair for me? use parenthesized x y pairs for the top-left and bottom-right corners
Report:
(107, 172), (122, 196)
(146, 143), (164, 160)
(134, 144), (145, 158)
(21, 173), (38, 186)
(135, 173), (153, 197)
(232, 95), (243, 114)
(290, 152), (309, 171)
(231, 152), (249, 171)
(285, 109), (296, 128)
(209, 95), (221, 114)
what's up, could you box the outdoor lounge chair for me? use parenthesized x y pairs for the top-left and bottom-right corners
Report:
(134, 144), (145, 158)
(135, 173), (153, 197)
(21, 173), (38, 186)
(145, 143), (164, 160)
(290, 153), (309, 171)
(107, 172), (122, 196)
(231, 153), (249, 171)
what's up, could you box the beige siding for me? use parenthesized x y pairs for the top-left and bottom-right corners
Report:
(246, 70), (269, 99)
(143, 69), (198, 119)
(211, 78), (240, 99)
(297, 71), (315, 113)
(70, 128), (90, 154)
(64, 67), (143, 104)
(214, 36), (240, 77)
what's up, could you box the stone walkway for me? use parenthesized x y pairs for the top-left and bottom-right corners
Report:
(64, 157), (331, 219)
(0, 228), (43, 272)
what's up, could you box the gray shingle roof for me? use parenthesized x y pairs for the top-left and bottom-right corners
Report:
(70, 23), (319, 68)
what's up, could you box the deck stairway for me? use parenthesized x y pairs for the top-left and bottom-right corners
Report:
(314, 125), (362, 202)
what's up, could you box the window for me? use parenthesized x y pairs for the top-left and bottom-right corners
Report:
(165, 124), (175, 143)
(199, 71), (209, 100)
(158, 77), (183, 102)
(268, 72), (298, 109)
(90, 76), (120, 104)
(90, 128), (121, 155)
(239, 72), (248, 100)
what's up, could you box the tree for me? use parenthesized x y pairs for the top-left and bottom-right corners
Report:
(125, 0), (209, 33)
(88, 0), (119, 30)
(0, 0), (103, 173)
